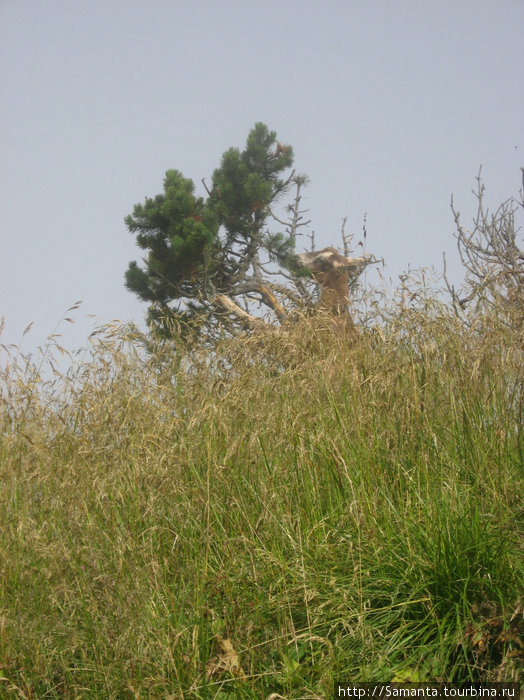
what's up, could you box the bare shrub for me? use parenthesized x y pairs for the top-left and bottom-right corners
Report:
(444, 170), (524, 331)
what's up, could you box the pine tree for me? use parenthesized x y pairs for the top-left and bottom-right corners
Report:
(125, 123), (308, 340)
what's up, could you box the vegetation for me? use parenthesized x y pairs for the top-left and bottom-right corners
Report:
(1, 166), (522, 696)
(124, 123), (311, 341)
(124, 123), (377, 343)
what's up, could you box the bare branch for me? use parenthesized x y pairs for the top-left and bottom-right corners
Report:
(341, 217), (349, 256)
(214, 294), (266, 328)
(447, 170), (524, 328)
(268, 175), (311, 251)
(201, 178), (213, 197)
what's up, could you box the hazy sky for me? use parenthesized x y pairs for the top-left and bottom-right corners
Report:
(1, 0), (523, 356)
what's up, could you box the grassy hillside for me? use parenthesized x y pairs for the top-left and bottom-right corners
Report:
(1, 301), (522, 698)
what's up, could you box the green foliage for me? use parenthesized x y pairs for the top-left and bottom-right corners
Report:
(125, 169), (219, 304)
(211, 122), (293, 233)
(263, 230), (310, 275)
(125, 124), (296, 338)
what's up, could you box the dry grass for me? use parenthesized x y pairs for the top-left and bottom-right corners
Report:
(0, 298), (522, 697)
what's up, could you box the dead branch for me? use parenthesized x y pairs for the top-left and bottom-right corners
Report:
(256, 286), (287, 320)
(214, 294), (267, 329)
(341, 217), (349, 256)
(445, 170), (524, 326)
(201, 178), (212, 197)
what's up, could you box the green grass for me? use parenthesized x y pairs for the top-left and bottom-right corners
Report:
(0, 306), (522, 698)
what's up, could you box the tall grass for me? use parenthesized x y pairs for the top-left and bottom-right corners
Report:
(0, 299), (522, 698)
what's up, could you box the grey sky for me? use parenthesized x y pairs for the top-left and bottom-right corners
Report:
(1, 0), (523, 355)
